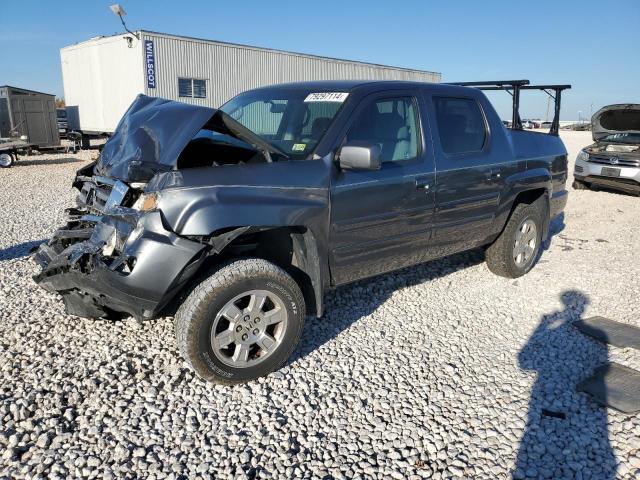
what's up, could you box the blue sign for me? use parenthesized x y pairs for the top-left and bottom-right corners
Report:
(145, 40), (156, 89)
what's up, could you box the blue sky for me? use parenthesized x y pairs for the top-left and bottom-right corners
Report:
(1, 0), (638, 120)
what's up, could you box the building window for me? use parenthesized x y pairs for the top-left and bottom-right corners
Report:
(178, 78), (207, 99)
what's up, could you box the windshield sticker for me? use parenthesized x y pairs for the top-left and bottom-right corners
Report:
(304, 92), (349, 103)
(292, 143), (306, 152)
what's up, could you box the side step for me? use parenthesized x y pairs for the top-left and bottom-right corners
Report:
(573, 316), (640, 413)
(574, 316), (640, 350)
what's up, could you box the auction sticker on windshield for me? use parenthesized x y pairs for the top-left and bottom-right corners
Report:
(304, 92), (349, 102)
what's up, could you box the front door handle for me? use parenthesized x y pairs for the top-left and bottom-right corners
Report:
(415, 178), (431, 190)
(488, 168), (502, 181)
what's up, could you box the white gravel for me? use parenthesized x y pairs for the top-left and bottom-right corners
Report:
(1, 132), (639, 479)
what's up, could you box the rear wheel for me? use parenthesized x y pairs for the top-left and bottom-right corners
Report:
(0, 152), (15, 168)
(175, 258), (305, 384)
(485, 201), (545, 278)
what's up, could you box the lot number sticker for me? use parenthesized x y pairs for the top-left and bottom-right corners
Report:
(304, 92), (349, 103)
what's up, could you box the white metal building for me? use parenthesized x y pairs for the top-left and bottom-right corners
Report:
(60, 30), (441, 134)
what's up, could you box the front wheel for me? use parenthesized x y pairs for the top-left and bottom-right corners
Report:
(485, 201), (545, 278)
(572, 179), (589, 190)
(0, 152), (15, 168)
(175, 258), (305, 384)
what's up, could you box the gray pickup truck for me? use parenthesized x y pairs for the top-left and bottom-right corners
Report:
(34, 79), (569, 383)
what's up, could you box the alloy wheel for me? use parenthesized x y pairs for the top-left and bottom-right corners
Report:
(210, 289), (288, 368)
(513, 218), (538, 267)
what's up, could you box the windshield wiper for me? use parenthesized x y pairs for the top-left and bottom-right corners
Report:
(206, 111), (290, 160)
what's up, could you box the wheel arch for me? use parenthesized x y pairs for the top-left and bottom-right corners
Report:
(205, 225), (325, 317)
(491, 184), (551, 245)
(510, 188), (550, 240)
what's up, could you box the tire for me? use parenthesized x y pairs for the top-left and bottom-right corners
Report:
(485, 201), (545, 278)
(0, 152), (15, 168)
(175, 258), (305, 384)
(572, 179), (589, 190)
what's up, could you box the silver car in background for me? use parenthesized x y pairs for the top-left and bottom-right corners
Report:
(573, 104), (640, 195)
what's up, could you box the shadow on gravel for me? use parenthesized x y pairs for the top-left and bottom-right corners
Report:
(546, 212), (566, 246)
(289, 248), (485, 363)
(0, 240), (44, 261)
(586, 185), (639, 198)
(14, 156), (85, 167)
(513, 290), (616, 479)
(291, 214), (566, 365)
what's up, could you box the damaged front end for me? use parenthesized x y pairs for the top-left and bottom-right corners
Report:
(33, 174), (207, 320)
(32, 94), (299, 320)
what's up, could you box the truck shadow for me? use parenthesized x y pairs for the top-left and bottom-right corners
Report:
(15, 156), (85, 167)
(542, 212), (565, 251)
(0, 240), (44, 261)
(290, 247), (485, 363)
(513, 290), (616, 479)
(291, 217), (566, 364)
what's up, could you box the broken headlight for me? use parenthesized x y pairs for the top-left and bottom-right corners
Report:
(132, 192), (159, 212)
(102, 230), (117, 257)
(576, 150), (589, 163)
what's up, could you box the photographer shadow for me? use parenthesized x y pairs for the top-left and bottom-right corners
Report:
(514, 290), (616, 479)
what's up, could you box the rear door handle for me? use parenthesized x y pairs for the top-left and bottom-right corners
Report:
(415, 177), (431, 190)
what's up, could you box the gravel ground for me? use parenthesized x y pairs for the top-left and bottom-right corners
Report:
(1, 131), (639, 479)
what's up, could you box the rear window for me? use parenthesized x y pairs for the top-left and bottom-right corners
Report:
(434, 97), (486, 154)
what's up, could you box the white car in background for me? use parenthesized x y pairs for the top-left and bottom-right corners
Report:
(573, 104), (640, 195)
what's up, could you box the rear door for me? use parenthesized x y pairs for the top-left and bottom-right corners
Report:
(328, 91), (436, 285)
(428, 96), (504, 255)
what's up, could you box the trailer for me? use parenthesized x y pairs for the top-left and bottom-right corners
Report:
(0, 139), (36, 168)
(0, 86), (60, 149)
(60, 30), (441, 145)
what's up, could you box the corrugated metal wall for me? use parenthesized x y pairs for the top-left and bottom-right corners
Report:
(142, 32), (441, 108)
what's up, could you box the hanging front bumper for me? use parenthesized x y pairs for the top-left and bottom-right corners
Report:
(33, 208), (206, 320)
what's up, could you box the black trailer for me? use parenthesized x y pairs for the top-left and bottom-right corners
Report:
(0, 85), (60, 148)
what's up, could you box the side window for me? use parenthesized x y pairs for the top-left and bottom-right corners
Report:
(230, 100), (287, 137)
(345, 97), (419, 162)
(433, 97), (486, 154)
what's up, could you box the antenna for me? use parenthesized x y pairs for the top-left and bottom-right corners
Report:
(109, 4), (139, 40)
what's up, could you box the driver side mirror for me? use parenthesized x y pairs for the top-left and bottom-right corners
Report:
(338, 143), (381, 171)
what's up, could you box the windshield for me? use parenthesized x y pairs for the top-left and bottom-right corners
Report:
(220, 88), (347, 160)
(601, 132), (640, 144)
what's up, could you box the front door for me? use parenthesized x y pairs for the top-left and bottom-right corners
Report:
(328, 92), (436, 285)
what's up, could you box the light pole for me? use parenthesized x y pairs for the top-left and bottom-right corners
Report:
(110, 4), (139, 39)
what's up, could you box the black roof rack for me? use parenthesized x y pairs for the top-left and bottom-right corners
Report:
(447, 80), (571, 136)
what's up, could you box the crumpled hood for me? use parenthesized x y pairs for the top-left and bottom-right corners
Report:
(592, 104), (640, 142)
(95, 94), (284, 182)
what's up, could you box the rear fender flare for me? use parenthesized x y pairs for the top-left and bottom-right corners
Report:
(497, 167), (552, 236)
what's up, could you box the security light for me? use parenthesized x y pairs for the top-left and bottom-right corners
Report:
(109, 3), (139, 40)
(109, 4), (126, 16)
